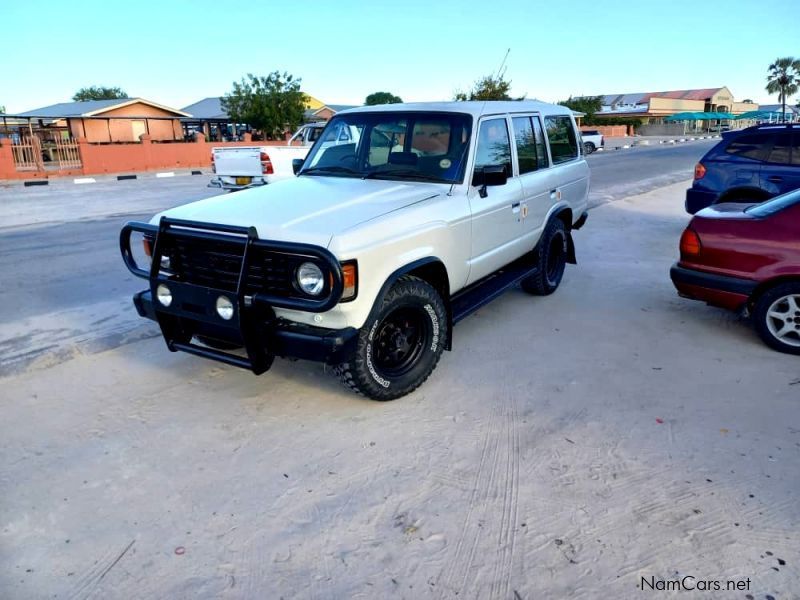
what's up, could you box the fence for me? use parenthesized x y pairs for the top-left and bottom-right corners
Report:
(0, 133), (300, 180)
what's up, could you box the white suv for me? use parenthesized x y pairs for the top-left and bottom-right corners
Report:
(120, 101), (590, 400)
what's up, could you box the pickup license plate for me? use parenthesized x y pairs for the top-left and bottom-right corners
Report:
(235, 177), (252, 185)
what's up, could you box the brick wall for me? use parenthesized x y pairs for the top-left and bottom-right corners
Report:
(580, 125), (629, 137)
(0, 134), (305, 180)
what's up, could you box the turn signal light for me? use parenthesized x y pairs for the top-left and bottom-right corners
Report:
(680, 228), (702, 257)
(341, 262), (357, 300)
(142, 236), (153, 257)
(260, 151), (274, 175)
(694, 163), (706, 180)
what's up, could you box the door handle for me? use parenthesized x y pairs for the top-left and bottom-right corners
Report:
(767, 176), (783, 183)
(511, 202), (521, 213)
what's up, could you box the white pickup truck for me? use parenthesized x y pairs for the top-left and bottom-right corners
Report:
(121, 101), (590, 400)
(208, 124), (328, 191)
(580, 129), (604, 154)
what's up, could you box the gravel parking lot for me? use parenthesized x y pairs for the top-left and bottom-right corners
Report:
(2, 180), (797, 599)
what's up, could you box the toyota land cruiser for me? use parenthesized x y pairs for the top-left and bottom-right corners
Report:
(120, 101), (590, 400)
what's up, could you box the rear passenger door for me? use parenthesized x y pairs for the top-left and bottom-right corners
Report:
(511, 114), (557, 247)
(761, 129), (800, 197)
(467, 116), (525, 283)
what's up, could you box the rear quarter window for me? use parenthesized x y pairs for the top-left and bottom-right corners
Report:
(721, 132), (774, 161)
(544, 116), (579, 164)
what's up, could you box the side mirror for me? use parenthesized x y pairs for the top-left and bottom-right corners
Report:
(472, 165), (507, 197)
(292, 158), (304, 175)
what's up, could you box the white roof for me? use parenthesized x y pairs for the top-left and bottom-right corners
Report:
(336, 100), (574, 119)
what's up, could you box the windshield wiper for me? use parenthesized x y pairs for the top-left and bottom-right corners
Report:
(301, 166), (360, 176)
(363, 169), (448, 183)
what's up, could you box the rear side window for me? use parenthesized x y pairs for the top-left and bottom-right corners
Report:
(544, 116), (578, 164)
(766, 132), (792, 164)
(723, 132), (773, 161)
(474, 118), (512, 176)
(512, 116), (548, 174)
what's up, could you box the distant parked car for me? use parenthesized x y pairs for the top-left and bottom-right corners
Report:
(580, 130), (604, 154)
(671, 188), (800, 354)
(686, 124), (800, 214)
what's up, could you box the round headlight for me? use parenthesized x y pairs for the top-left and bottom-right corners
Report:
(216, 295), (234, 320)
(297, 262), (324, 296)
(156, 284), (172, 307)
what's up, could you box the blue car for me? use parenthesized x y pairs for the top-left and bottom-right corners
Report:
(686, 124), (800, 214)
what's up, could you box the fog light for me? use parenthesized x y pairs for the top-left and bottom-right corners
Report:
(216, 295), (234, 320)
(297, 262), (324, 296)
(156, 284), (172, 307)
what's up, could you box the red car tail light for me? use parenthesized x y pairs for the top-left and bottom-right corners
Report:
(260, 151), (274, 175)
(680, 228), (702, 258)
(694, 163), (706, 180)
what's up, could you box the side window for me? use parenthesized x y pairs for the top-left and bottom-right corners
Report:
(367, 120), (406, 166)
(793, 132), (800, 166)
(766, 132), (792, 165)
(723, 133), (773, 161)
(544, 116), (578, 164)
(474, 118), (512, 176)
(512, 117), (537, 174)
(531, 116), (549, 169)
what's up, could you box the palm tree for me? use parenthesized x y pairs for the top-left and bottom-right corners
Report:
(766, 57), (800, 122)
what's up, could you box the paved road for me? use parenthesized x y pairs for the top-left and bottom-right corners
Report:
(0, 141), (715, 372)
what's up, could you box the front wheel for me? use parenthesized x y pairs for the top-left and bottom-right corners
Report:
(753, 283), (800, 355)
(334, 276), (447, 400)
(521, 218), (568, 296)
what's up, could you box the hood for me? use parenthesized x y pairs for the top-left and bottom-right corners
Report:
(153, 176), (443, 247)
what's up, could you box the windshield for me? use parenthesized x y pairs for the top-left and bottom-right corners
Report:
(299, 111), (472, 184)
(745, 188), (800, 217)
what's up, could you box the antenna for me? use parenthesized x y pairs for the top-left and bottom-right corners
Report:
(495, 48), (510, 79)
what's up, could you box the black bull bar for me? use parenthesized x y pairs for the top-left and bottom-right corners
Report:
(120, 217), (355, 374)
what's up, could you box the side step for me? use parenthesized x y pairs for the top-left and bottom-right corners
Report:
(451, 255), (539, 324)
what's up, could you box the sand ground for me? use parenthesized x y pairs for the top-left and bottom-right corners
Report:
(1, 181), (798, 599)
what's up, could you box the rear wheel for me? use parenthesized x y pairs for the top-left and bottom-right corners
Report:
(583, 142), (596, 155)
(522, 218), (568, 296)
(334, 276), (447, 400)
(753, 283), (800, 355)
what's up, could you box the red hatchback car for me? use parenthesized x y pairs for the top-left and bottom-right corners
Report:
(671, 188), (800, 354)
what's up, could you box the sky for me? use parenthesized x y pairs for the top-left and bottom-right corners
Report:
(1, 0), (798, 114)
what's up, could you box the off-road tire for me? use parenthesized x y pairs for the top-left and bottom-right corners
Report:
(334, 276), (447, 400)
(753, 282), (800, 355)
(521, 218), (568, 296)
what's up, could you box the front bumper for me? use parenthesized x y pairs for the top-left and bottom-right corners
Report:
(121, 217), (354, 374)
(670, 263), (756, 311)
(134, 290), (357, 366)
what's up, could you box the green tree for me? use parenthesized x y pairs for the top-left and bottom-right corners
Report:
(454, 73), (517, 101)
(222, 72), (306, 139)
(365, 91), (403, 105)
(72, 86), (128, 101)
(559, 95), (602, 116)
(765, 57), (800, 122)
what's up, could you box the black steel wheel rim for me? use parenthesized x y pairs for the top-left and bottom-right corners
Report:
(373, 306), (429, 377)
